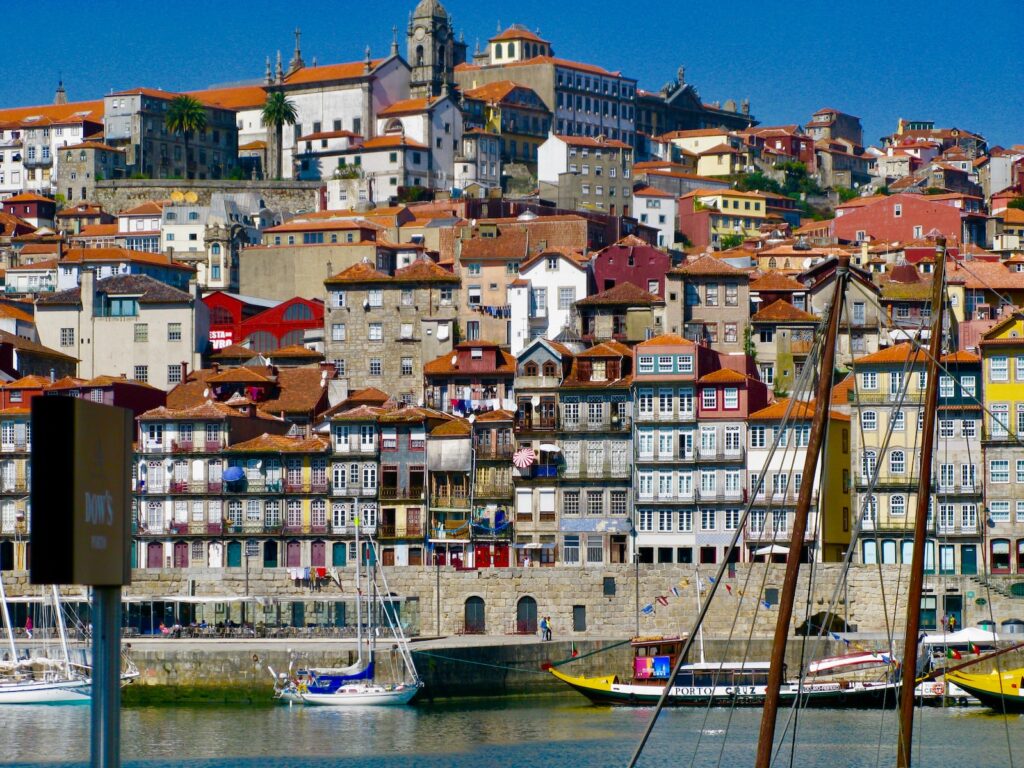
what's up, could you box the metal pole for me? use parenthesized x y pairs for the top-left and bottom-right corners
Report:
(754, 255), (847, 768)
(0, 574), (18, 661)
(91, 586), (121, 768)
(896, 239), (946, 768)
(435, 550), (441, 636)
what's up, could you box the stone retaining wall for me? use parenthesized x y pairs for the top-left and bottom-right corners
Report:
(93, 179), (322, 213)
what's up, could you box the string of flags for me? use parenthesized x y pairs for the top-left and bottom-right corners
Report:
(639, 576), (773, 617)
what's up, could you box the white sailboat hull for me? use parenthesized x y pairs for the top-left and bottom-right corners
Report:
(301, 683), (421, 707)
(0, 677), (91, 704)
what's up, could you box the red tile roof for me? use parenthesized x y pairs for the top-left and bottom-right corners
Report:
(698, 368), (749, 384)
(553, 134), (631, 150)
(360, 135), (429, 150)
(750, 299), (818, 323)
(852, 342), (926, 365)
(672, 254), (750, 277)
(490, 27), (549, 44)
(749, 272), (806, 292)
(284, 59), (385, 85)
(636, 333), (693, 348)
(575, 281), (663, 306)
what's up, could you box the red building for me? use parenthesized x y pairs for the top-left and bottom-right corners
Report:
(2, 193), (56, 229)
(203, 292), (324, 353)
(832, 193), (964, 245)
(423, 341), (516, 416)
(590, 234), (674, 296)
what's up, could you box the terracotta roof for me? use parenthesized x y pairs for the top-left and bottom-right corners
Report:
(360, 135), (429, 150)
(394, 258), (459, 283)
(60, 246), (195, 271)
(239, 140), (268, 150)
(698, 368), (748, 384)
(0, 330), (77, 363)
(4, 193), (54, 204)
(699, 142), (741, 155)
(210, 344), (259, 360)
(265, 218), (380, 234)
(456, 54), (623, 78)
(3, 374), (52, 390)
(261, 368), (330, 416)
(0, 99), (104, 128)
(225, 433), (329, 454)
(519, 248), (588, 273)
(119, 201), (165, 216)
(946, 261), (1024, 291)
(575, 281), (663, 306)
(186, 84), (268, 110)
(343, 387), (391, 406)
(750, 299), (818, 323)
(552, 134), (631, 150)
(423, 348), (516, 375)
(377, 406), (449, 424)
(17, 244), (58, 256)
(283, 59), (386, 85)
(490, 26), (549, 43)
(79, 374), (160, 390)
(636, 333), (694, 348)
(268, 345), (323, 359)
(378, 97), (437, 116)
(462, 80), (529, 103)
(749, 272), (806, 292)
(331, 404), (385, 422)
(852, 342), (926, 365)
(8, 259), (57, 271)
(473, 409), (515, 422)
(74, 223), (118, 238)
(672, 254), (750, 277)
(575, 340), (631, 358)
(46, 376), (87, 390)
(831, 375), (854, 405)
(750, 399), (818, 421)
(941, 350), (980, 363)
(296, 129), (361, 142)
(430, 418), (472, 437)
(0, 302), (34, 323)
(632, 186), (675, 199)
(324, 260), (391, 284)
(37, 274), (193, 306)
(205, 367), (273, 384)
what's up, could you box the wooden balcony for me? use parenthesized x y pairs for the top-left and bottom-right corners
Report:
(379, 486), (424, 500)
(475, 483), (513, 498)
(378, 523), (424, 540)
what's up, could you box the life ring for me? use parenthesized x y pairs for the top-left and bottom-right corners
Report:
(929, 682), (944, 696)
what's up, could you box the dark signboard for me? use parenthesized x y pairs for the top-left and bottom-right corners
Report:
(30, 398), (132, 586)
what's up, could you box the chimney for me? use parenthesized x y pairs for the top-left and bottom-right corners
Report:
(180, 361), (188, 384)
(211, 362), (220, 375)
(49, 368), (56, 383)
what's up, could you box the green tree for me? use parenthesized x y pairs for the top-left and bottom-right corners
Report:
(719, 233), (744, 250)
(836, 186), (859, 203)
(1006, 197), (1024, 210)
(261, 92), (298, 180)
(735, 171), (782, 195)
(164, 95), (208, 179)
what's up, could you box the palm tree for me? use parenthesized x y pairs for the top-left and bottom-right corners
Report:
(165, 96), (208, 179)
(261, 92), (298, 180)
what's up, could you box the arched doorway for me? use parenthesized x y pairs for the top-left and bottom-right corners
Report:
(172, 541), (189, 569)
(311, 540), (326, 568)
(226, 541), (242, 568)
(516, 596), (537, 634)
(332, 542), (347, 566)
(464, 596), (485, 634)
(286, 540), (302, 568)
(263, 541), (278, 568)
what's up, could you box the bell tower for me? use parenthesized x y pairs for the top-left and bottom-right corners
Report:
(406, 0), (465, 98)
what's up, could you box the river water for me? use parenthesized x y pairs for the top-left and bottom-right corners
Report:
(4, 696), (1019, 767)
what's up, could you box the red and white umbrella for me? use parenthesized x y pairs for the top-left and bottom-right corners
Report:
(512, 446), (536, 469)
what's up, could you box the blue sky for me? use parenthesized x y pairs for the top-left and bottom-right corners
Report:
(6, 0), (1022, 147)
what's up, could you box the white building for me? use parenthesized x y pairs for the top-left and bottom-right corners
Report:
(375, 92), (463, 189)
(35, 271), (208, 391)
(508, 248), (588, 355)
(632, 186), (675, 247)
(117, 201), (163, 251)
(453, 130), (502, 193)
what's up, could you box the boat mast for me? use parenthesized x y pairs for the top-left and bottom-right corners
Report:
(354, 516), (363, 668)
(896, 238), (946, 768)
(754, 254), (848, 768)
(0, 574), (17, 662)
(696, 569), (706, 664)
(51, 585), (72, 678)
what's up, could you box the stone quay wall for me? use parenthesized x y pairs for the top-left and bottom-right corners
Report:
(93, 179), (322, 213)
(6, 564), (1018, 639)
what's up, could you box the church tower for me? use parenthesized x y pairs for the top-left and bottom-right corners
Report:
(407, 0), (466, 98)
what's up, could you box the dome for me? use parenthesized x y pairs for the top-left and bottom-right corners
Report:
(413, 0), (448, 19)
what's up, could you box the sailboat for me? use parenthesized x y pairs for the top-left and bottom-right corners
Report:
(0, 580), (138, 704)
(272, 519), (422, 706)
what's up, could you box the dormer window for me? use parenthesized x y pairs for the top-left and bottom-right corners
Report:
(524, 361), (538, 376)
(542, 361), (558, 377)
(546, 256), (558, 270)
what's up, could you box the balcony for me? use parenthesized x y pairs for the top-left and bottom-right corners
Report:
(515, 416), (558, 432)
(311, 481), (329, 494)
(431, 490), (471, 509)
(475, 483), (513, 498)
(0, 482), (28, 494)
(23, 155), (53, 169)
(141, 441), (167, 453)
(562, 417), (632, 433)
(934, 484), (981, 497)
(563, 462), (631, 480)
(851, 391), (924, 405)
(204, 441), (224, 453)
(206, 522), (223, 535)
(171, 441), (194, 453)
(749, 490), (820, 507)
(168, 521), (189, 535)
(518, 465), (560, 480)
(637, 490), (696, 504)
(697, 488), (748, 503)
(284, 481), (309, 493)
(934, 523), (978, 537)
(331, 524), (349, 535)
(379, 486), (424, 500)
(745, 523), (816, 543)
(855, 474), (919, 489)
(634, 449), (697, 464)
(696, 448), (746, 463)
(635, 411), (696, 424)
(378, 523), (424, 540)
(475, 445), (514, 460)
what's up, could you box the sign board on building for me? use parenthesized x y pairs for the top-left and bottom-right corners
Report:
(30, 398), (132, 587)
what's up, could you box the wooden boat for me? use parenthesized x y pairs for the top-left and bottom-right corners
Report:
(943, 668), (1024, 713)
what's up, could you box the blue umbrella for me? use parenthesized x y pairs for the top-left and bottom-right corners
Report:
(223, 466), (245, 483)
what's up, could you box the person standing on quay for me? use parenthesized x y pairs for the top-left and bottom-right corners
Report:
(545, 616), (553, 641)
(24, 615), (32, 639)
(539, 616), (549, 641)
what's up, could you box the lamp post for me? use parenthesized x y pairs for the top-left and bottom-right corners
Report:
(629, 522), (639, 637)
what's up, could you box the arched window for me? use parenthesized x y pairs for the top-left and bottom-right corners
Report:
(210, 243), (221, 256)
(283, 302), (314, 321)
(464, 596), (485, 634)
(862, 494), (877, 526)
(890, 494), (905, 517)
(542, 361), (558, 377)
(245, 331), (278, 353)
(524, 362), (538, 376)
(494, 43), (503, 59)
(991, 539), (1011, 573)
(507, 42), (515, 58)
(889, 450), (905, 475)
(415, 45), (424, 65)
(860, 450), (876, 483)
(437, 45), (446, 67)
(210, 306), (233, 325)
(516, 596), (537, 634)
(768, 257), (777, 269)
(278, 329), (305, 348)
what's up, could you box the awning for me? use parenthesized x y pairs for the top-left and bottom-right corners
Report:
(560, 519), (633, 533)
(538, 443), (561, 452)
(754, 544), (790, 555)
(513, 542), (555, 550)
(428, 538), (471, 544)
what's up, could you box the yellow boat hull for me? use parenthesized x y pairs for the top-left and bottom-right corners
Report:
(945, 668), (1024, 713)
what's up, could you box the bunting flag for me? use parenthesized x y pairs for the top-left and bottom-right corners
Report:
(725, 584), (733, 595)
(946, 648), (962, 660)
(678, 579), (690, 589)
(571, 642), (579, 658)
(762, 600), (773, 609)
(708, 577), (716, 585)
(970, 643), (981, 654)
(830, 632), (842, 642)
(641, 604), (655, 615)
(656, 595), (669, 606)
(670, 586), (681, 598)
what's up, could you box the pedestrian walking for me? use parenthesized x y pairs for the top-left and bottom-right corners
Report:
(545, 616), (553, 641)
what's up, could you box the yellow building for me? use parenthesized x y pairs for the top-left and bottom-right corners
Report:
(678, 188), (767, 249)
(980, 312), (1024, 574)
(461, 80), (552, 168)
(0, 407), (31, 570)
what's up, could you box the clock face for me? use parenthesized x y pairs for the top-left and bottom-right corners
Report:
(414, 26), (425, 41)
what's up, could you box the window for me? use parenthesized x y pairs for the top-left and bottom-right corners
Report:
(891, 410), (905, 431)
(610, 490), (627, 515)
(367, 289), (383, 308)
(890, 494), (905, 517)
(861, 372), (878, 390)
(701, 509), (716, 531)
(702, 388), (717, 409)
(167, 365), (182, 385)
(133, 365), (148, 383)
(961, 419), (976, 439)
(368, 323), (383, 341)
(939, 375), (954, 398)
(990, 459), (1010, 484)
(563, 491), (580, 515)
(725, 284), (738, 306)
(638, 356), (654, 374)
(331, 323), (346, 342)
(989, 501), (1011, 523)
(939, 419), (955, 437)
(134, 323), (148, 342)
(168, 322), (182, 341)
(558, 287), (575, 310)
(991, 404), (1009, 437)
(724, 324), (737, 343)
(860, 410), (877, 431)
(586, 491), (604, 516)
(889, 450), (906, 475)
(723, 388), (738, 409)
(369, 358), (382, 376)
(705, 284), (719, 306)
(750, 425), (766, 448)
(59, 328), (74, 347)
(991, 356), (1008, 382)
(401, 358), (413, 377)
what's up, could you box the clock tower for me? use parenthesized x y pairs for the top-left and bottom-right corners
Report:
(407, 0), (466, 97)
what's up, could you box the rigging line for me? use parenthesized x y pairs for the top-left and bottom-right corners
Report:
(409, 650), (553, 675)
(947, 252), (1019, 313)
(633, 337), (828, 768)
(709, 330), (830, 768)
(691, 329), (828, 768)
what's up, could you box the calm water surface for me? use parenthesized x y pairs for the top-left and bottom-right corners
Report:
(3, 696), (1020, 768)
